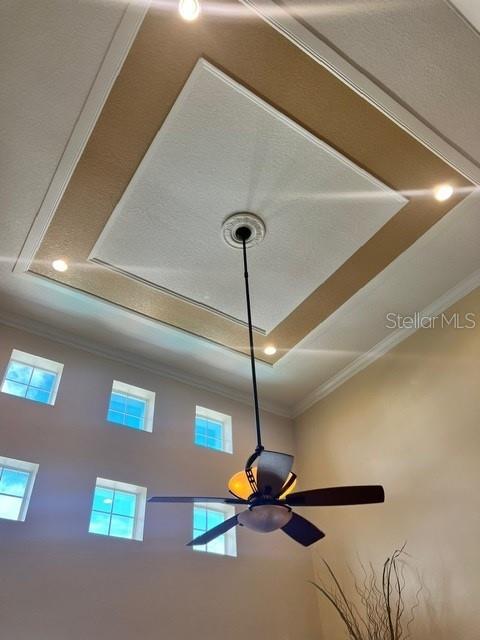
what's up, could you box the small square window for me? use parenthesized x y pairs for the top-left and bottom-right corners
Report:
(88, 478), (146, 541)
(194, 406), (232, 454)
(192, 503), (237, 557)
(1, 349), (63, 406)
(0, 455), (39, 521)
(107, 381), (155, 432)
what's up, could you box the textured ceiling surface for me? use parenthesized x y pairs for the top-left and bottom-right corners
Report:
(1, 0), (479, 414)
(0, 0), (126, 261)
(281, 0), (480, 168)
(91, 59), (405, 333)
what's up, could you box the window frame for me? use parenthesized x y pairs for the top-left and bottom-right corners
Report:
(1, 349), (63, 406)
(107, 380), (155, 433)
(192, 502), (237, 557)
(88, 477), (147, 541)
(0, 455), (39, 522)
(194, 406), (233, 454)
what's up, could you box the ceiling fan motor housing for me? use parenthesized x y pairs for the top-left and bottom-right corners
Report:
(238, 504), (293, 533)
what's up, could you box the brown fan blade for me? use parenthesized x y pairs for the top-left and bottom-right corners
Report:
(187, 514), (239, 546)
(256, 450), (294, 497)
(148, 496), (247, 504)
(285, 485), (385, 507)
(282, 513), (325, 546)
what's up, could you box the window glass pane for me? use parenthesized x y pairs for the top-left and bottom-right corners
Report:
(195, 414), (227, 452)
(30, 369), (56, 392)
(193, 505), (235, 556)
(107, 410), (125, 425)
(0, 494), (23, 520)
(194, 432), (207, 446)
(1, 379), (28, 398)
(206, 437), (221, 450)
(0, 468), (29, 497)
(92, 487), (114, 513)
(195, 416), (208, 430)
(195, 431), (207, 447)
(206, 421), (222, 439)
(207, 535), (225, 555)
(25, 387), (51, 404)
(113, 491), (136, 518)
(207, 509), (224, 529)
(124, 414), (143, 430)
(109, 393), (127, 413)
(6, 361), (32, 385)
(193, 507), (207, 530)
(125, 397), (146, 418)
(192, 514), (207, 551)
(89, 511), (111, 535)
(110, 514), (134, 539)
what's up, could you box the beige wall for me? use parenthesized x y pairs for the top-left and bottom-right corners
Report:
(294, 289), (480, 639)
(4, 287), (478, 640)
(0, 323), (319, 640)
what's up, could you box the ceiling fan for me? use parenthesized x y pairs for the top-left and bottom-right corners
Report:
(149, 213), (384, 547)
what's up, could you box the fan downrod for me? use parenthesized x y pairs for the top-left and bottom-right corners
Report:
(235, 226), (252, 242)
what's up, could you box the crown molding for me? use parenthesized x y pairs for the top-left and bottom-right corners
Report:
(292, 267), (480, 418)
(0, 311), (291, 419)
(1, 265), (479, 421)
(445, 0), (480, 37)
(243, 0), (480, 185)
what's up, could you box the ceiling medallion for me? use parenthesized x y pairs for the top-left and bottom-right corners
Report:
(221, 212), (266, 249)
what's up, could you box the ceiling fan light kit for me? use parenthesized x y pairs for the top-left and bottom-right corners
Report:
(238, 504), (292, 533)
(149, 213), (385, 547)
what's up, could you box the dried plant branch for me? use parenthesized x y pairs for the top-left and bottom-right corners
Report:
(311, 545), (417, 640)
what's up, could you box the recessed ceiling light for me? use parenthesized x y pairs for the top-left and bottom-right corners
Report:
(264, 345), (277, 356)
(433, 184), (454, 202)
(178, 0), (201, 21)
(52, 259), (68, 272)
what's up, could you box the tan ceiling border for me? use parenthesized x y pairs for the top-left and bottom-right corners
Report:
(29, 0), (472, 364)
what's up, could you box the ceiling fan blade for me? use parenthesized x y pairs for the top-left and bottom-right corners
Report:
(285, 485), (385, 507)
(187, 514), (239, 546)
(282, 513), (325, 546)
(148, 496), (247, 504)
(256, 450), (294, 497)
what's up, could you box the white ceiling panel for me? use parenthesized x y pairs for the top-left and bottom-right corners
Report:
(91, 59), (406, 333)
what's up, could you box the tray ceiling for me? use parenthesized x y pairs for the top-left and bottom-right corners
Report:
(3, 0), (479, 414)
(90, 59), (406, 333)
(25, 0), (471, 365)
